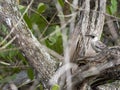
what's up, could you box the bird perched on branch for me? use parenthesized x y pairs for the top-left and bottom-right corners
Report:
(85, 34), (107, 52)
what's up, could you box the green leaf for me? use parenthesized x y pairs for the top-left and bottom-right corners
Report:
(45, 25), (63, 54)
(0, 75), (3, 80)
(111, 0), (117, 5)
(58, 0), (64, 7)
(37, 3), (46, 13)
(30, 13), (47, 33)
(44, 26), (56, 36)
(55, 26), (61, 37)
(45, 35), (63, 54)
(27, 68), (34, 80)
(106, 6), (112, 15)
(42, 25), (61, 46)
(17, 52), (27, 64)
(18, 5), (26, 14)
(24, 13), (32, 29)
(36, 84), (44, 90)
(0, 74), (16, 84)
(1, 24), (8, 34)
(48, 36), (57, 45)
(51, 84), (60, 90)
(110, 0), (117, 14)
(1, 24), (6, 32)
(8, 45), (19, 58)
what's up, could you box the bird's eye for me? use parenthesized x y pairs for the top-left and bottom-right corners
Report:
(91, 36), (95, 38)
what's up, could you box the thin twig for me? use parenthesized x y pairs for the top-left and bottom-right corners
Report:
(39, 11), (58, 39)
(0, 36), (16, 50)
(29, 8), (49, 24)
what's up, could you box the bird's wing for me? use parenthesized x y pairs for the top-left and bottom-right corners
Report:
(95, 40), (106, 50)
(91, 40), (107, 52)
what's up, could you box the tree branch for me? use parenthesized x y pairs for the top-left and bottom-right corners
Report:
(0, 0), (57, 88)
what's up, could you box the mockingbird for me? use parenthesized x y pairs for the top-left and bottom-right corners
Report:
(85, 34), (107, 52)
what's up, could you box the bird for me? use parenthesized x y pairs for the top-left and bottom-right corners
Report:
(85, 34), (107, 52)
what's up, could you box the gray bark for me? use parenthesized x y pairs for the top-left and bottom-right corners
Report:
(69, 0), (107, 61)
(0, 0), (57, 89)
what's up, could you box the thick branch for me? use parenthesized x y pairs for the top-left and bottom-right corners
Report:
(69, 46), (120, 89)
(0, 0), (57, 88)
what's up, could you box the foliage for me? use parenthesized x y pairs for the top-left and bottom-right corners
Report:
(106, 0), (117, 15)
(37, 3), (46, 13)
(0, 74), (16, 84)
(19, 3), (63, 54)
(45, 26), (63, 54)
(27, 68), (34, 80)
(58, 0), (64, 7)
(51, 84), (60, 90)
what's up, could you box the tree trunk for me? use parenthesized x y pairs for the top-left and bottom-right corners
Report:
(69, 0), (106, 61)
